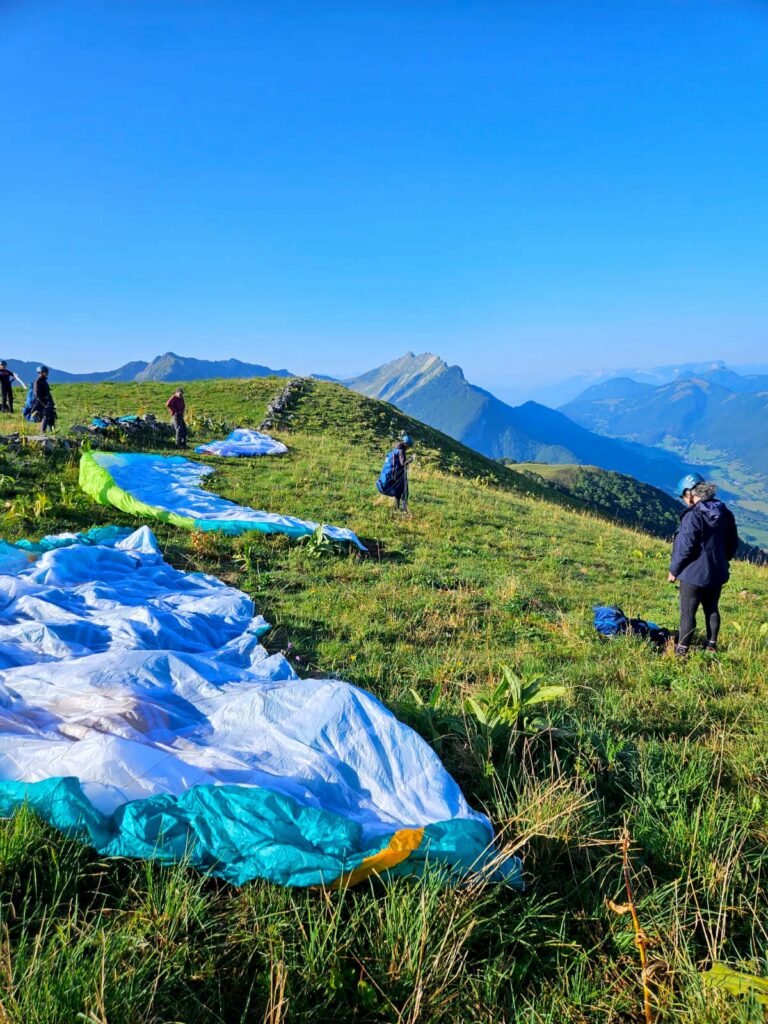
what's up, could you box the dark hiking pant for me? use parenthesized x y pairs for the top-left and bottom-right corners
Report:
(1, 385), (13, 413)
(392, 470), (408, 509)
(678, 582), (722, 650)
(41, 401), (56, 433)
(172, 413), (187, 448)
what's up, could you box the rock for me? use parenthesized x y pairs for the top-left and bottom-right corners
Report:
(25, 436), (57, 453)
(258, 376), (313, 431)
(74, 415), (175, 442)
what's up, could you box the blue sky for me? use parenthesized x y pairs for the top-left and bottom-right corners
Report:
(1, 0), (766, 392)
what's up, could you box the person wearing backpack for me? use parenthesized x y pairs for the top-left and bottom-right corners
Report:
(166, 387), (187, 449)
(32, 365), (57, 433)
(668, 473), (739, 656)
(376, 435), (414, 512)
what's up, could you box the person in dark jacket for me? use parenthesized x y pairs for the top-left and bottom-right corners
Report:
(166, 387), (187, 448)
(32, 365), (56, 433)
(668, 473), (739, 656)
(0, 361), (20, 414)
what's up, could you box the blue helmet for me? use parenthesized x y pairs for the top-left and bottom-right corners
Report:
(676, 472), (704, 497)
(36, 365), (49, 374)
(401, 434), (413, 446)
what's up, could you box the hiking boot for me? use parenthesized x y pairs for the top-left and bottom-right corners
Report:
(704, 641), (718, 655)
(674, 644), (689, 658)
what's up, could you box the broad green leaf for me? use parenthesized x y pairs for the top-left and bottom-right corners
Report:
(501, 665), (521, 686)
(465, 698), (488, 726)
(525, 685), (569, 705)
(701, 964), (768, 1006)
(492, 679), (508, 701)
(521, 680), (543, 702)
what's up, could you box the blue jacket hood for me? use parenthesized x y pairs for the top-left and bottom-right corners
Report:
(695, 498), (726, 527)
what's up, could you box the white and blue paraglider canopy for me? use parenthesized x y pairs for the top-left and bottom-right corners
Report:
(0, 526), (521, 889)
(80, 450), (366, 549)
(195, 428), (288, 457)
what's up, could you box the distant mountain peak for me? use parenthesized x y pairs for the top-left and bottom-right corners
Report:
(345, 351), (453, 405)
(379, 351), (447, 374)
(134, 353), (292, 382)
(5, 353), (292, 385)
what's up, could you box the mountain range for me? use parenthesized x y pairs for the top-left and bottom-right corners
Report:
(345, 352), (768, 546)
(6, 352), (291, 385)
(518, 360), (768, 408)
(562, 375), (768, 464)
(560, 371), (768, 545)
(345, 353), (699, 495)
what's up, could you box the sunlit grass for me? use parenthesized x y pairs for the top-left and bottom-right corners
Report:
(0, 379), (766, 1021)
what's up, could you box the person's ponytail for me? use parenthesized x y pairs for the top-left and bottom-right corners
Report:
(691, 482), (717, 501)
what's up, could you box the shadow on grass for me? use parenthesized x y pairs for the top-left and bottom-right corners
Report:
(260, 616), (333, 675)
(357, 536), (410, 562)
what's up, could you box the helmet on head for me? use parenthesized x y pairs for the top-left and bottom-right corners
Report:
(401, 434), (413, 447)
(0, 361), (6, 368)
(37, 365), (49, 374)
(676, 472), (704, 497)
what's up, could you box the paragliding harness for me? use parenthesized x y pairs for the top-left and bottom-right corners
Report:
(22, 381), (56, 429)
(22, 382), (40, 423)
(593, 605), (675, 646)
(376, 447), (408, 498)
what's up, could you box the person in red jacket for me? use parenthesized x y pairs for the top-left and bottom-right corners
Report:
(165, 387), (187, 449)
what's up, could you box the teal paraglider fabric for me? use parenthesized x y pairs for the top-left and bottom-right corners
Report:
(79, 450), (365, 549)
(0, 525), (131, 574)
(0, 527), (521, 888)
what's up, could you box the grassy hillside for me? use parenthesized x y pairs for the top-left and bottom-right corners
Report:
(1, 379), (767, 1023)
(513, 462), (681, 539)
(15, 374), (571, 506)
(514, 463), (768, 564)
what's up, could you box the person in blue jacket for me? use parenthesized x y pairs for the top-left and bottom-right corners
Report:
(376, 435), (414, 512)
(668, 473), (739, 656)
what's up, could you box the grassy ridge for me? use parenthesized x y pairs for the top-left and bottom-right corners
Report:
(40, 375), (566, 502)
(513, 461), (681, 538)
(1, 379), (767, 1022)
(515, 463), (768, 565)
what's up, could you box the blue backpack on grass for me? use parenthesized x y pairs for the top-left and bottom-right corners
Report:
(593, 605), (672, 644)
